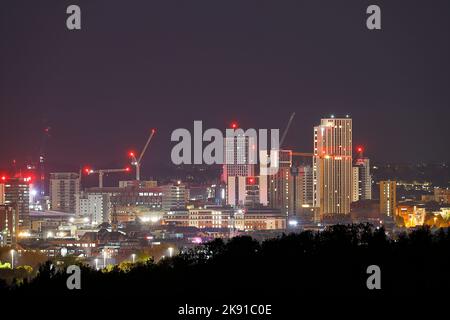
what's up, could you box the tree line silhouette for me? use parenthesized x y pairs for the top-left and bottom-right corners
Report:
(1, 224), (449, 297)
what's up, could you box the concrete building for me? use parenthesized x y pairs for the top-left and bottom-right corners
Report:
(380, 180), (397, 217)
(313, 116), (353, 216)
(76, 192), (111, 225)
(223, 131), (256, 206)
(50, 172), (80, 213)
(0, 204), (19, 246)
(161, 183), (188, 210)
(4, 177), (30, 229)
(264, 150), (292, 216)
(352, 148), (372, 202)
(163, 206), (286, 231)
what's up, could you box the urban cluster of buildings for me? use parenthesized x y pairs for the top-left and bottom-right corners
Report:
(1, 116), (450, 267)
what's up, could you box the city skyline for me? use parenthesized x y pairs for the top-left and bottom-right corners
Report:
(1, 1), (450, 173)
(1, 1), (450, 304)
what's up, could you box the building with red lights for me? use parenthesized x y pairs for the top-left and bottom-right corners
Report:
(313, 116), (353, 216)
(4, 178), (30, 229)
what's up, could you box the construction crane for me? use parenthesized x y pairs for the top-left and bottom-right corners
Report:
(129, 128), (156, 181)
(279, 112), (295, 148)
(84, 167), (130, 188)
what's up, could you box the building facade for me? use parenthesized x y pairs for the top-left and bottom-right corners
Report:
(50, 172), (80, 213)
(4, 178), (30, 229)
(380, 180), (397, 217)
(223, 132), (256, 206)
(352, 149), (372, 202)
(0, 204), (19, 246)
(313, 117), (353, 216)
(76, 192), (111, 225)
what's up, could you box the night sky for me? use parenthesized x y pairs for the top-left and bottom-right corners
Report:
(1, 1), (449, 177)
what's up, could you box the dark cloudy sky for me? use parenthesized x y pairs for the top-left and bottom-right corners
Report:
(1, 0), (449, 176)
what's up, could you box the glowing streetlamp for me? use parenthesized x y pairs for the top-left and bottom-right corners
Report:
(94, 258), (99, 270)
(168, 247), (174, 258)
(132, 253), (136, 263)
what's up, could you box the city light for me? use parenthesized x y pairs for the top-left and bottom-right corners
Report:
(288, 220), (298, 227)
(10, 250), (15, 269)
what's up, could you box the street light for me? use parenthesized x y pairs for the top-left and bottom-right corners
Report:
(168, 247), (174, 258)
(10, 249), (15, 269)
(132, 253), (136, 263)
(94, 258), (99, 270)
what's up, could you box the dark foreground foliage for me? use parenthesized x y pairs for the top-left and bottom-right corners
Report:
(2, 224), (450, 298)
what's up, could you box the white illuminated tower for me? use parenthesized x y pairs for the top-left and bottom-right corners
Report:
(223, 125), (256, 207)
(313, 116), (352, 217)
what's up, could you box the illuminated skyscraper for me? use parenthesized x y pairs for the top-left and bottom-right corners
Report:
(4, 178), (30, 229)
(313, 116), (353, 216)
(223, 132), (256, 206)
(380, 180), (396, 217)
(352, 147), (372, 202)
(265, 150), (292, 216)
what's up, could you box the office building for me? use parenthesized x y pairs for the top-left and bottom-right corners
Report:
(161, 183), (189, 210)
(76, 192), (111, 225)
(4, 177), (30, 229)
(352, 147), (372, 202)
(50, 172), (80, 213)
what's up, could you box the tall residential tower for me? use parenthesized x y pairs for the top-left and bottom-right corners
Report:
(313, 116), (353, 217)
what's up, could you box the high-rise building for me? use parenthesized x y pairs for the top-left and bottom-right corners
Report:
(296, 165), (314, 206)
(380, 180), (396, 217)
(352, 147), (372, 202)
(223, 132), (256, 206)
(4, 178), (30, 229)
(313, 116), (353, 216)
(76, 192), (111, 225)
(265, 150), (292, 216)
(50, 172), (80, 213)
(352, 166), (360, 202)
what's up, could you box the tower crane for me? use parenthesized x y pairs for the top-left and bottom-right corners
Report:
(84, 167), (130, 188)
(280, 112), (295, 148)
(129, 128), (156, 181)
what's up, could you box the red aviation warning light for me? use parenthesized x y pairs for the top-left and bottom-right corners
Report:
(357, 146), (363, 153)
(128, 151), (135, 158)
(230, 122), (238, 129)
(83, 167), (92, 174)
(125, 167), (131, 172)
